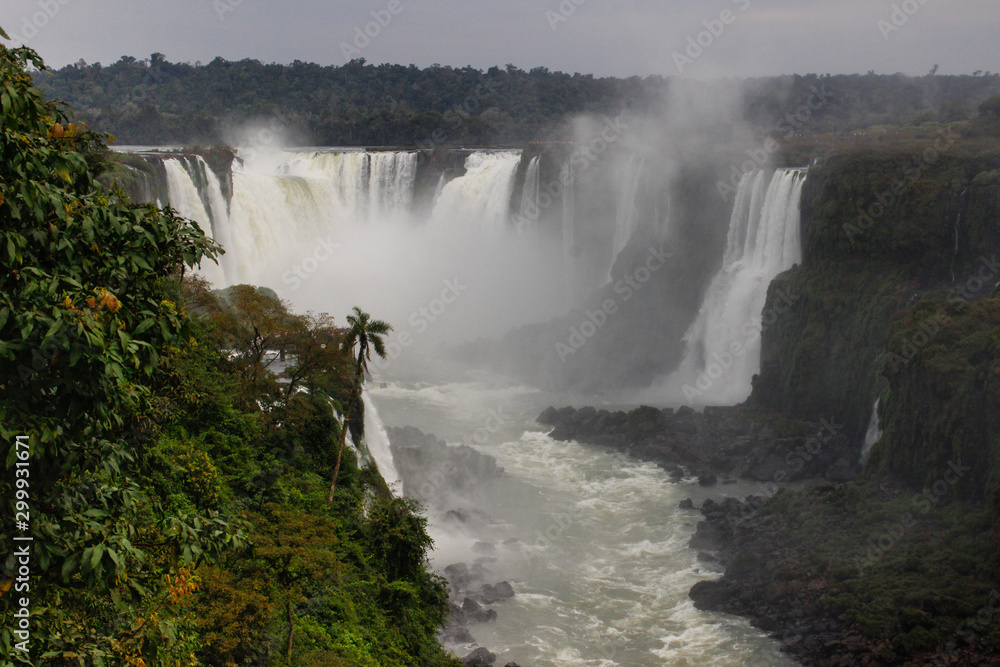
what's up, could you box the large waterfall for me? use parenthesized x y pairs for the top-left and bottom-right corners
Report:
(130, 145), (811, 665)
(662, 168), (805, 405)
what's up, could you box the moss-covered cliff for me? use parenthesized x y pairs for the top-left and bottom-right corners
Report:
(870, 296), (1000, 502)
(752, 142), (1000, 446)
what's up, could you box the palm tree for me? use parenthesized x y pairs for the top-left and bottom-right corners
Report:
(328, 306), (392, 501)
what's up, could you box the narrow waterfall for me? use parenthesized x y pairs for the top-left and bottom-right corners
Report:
(162, 157), (228, 284)
(517, 155), (541, 229)
(561, 160), (576, 292)
(860, 398), (882, 466)
(163, 158), (213, 233)
(664, 168), (806, 405)
(200, 164), (237, 281)
(609, 154), (646, 276)
(431, 151), (521, 230)
(362, 389), (402, 493)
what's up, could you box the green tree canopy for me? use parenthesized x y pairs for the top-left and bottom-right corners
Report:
(0, 33), (242, 664)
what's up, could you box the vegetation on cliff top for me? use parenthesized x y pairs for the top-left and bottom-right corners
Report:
(32, 52), (1000, 146)
(0, 34), (458, 666)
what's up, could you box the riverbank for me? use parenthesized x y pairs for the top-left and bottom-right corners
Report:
(687, 483), (999, 665)
(538, 404), (859, 487)
(539, 405), (1000, 666)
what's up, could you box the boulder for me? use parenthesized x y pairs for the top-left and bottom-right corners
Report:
(461, 647), (497, 666)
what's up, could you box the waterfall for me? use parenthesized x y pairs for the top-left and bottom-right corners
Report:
(561, 160), (577, 292)
(431, 151), (521, 230)
(860, 398), (882, 466)
(664, 168), (806, 405)
(228, 162), (331, 284)
(162, 157), (228, 284)
(290, 150), (418, 224)
(362, 389), (402, 493)
(216, 149), (423, 284)
(201, 164), (238, 281)
(369, 151), (419, 219)
(163, 158), (213, 233)
(517, 155), (541, 230)
(609, 155), (646, 276)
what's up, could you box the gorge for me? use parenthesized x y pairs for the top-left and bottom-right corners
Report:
(83, 75), (1000, 665)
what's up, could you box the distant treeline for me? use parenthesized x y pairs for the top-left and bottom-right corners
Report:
(33, 54), (1000, 146)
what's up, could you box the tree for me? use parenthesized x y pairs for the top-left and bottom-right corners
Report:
(328, 306), (391, 500)
(0, 29), (244, 663)
(980, 94), (1000, 119)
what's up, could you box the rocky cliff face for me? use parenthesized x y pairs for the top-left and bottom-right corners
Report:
(751, 144), (1000, 484)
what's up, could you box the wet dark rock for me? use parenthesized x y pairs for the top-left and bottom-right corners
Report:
(537, 404), (861, 486)
(443, 562), (516, 648)
(472, 541), (496, 555)
(479, 581), (515, 604)
(442, 625), (474, 644)
(678, 498), (695, 509)
(537, 406), (562, 425)
(462, 597), (498, 624)
(681, 487), (1000, 666)
(461, 647), (496, 666)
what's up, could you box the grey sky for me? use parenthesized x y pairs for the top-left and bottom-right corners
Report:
(1, 0), (996, 78)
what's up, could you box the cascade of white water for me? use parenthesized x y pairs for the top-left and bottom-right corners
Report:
(433, 172), (447, 201)
(163, 158), (213, 232)
(561, 161), (577, 292)
(860, 398), (882, 466)
(431, 151), (521, 230)
(369, 151), (419, 220)
(664, 168), (806, 405)
(291, 151), (367, 221)
(518, 155), (541, 228)
(361, 388), (402, 493)
(162, 158), (227, 284)
(199, 160), (239, 282)
(610, 155), (646, 276)
(228, 161), (333, 284)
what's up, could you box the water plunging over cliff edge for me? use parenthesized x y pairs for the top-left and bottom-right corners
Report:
(659, 168), (805, 406)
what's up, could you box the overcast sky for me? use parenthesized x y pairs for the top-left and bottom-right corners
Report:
(1, 0), (996, 78)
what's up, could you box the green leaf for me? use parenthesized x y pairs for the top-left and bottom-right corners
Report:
(61, 555), (78, 582)
(90, 544), (104, 573)
(133, 318), (156, 335)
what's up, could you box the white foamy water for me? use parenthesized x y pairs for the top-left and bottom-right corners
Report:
(369, 380), (796, 667)
(432, 151), (521, 231)
(361, 387), (402, 493)
(661, 168), (805, 406)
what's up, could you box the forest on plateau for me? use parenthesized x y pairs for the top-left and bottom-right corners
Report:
(33, 54), (1000, 146)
